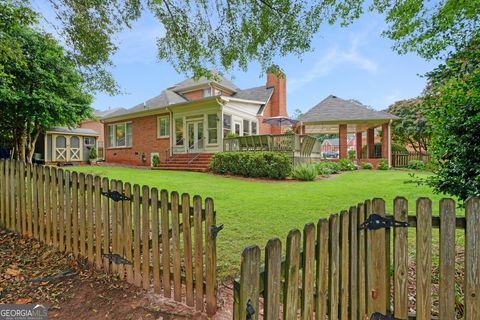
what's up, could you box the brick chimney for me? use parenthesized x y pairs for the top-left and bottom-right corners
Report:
(266, 66), (287, 118)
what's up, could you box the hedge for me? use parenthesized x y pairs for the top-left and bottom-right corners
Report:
(209, 152), (292, 179)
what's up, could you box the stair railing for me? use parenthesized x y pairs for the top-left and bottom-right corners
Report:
(165, 138), (184, 163)
(187, 137), (206, 165)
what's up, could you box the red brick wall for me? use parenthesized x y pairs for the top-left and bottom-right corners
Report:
(258, 71), (288, 134)
(183, 89), (204, 100)
(105, 113), (170, 166)
(80, 120), (104, 144)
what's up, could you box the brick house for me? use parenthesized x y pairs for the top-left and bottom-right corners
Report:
(101, 70), (288, 167)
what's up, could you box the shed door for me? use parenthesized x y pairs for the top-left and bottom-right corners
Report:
(55, 135), (67, 161)
(69, 136), (81, 160)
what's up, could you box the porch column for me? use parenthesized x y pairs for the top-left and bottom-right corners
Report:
(339, 124), (348, 159)
(367, 128), (375, 158)
(356, 132), (363, 159)
(381, 123), (389, 159)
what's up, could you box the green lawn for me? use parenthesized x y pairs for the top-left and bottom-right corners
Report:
(71, 166), (448, 277)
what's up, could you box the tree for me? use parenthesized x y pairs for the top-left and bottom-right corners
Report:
(423, 33), (480, 200)
(19, 0), (479, 87)
(385, 98), (431, 153)
(0, 26), (93, 163)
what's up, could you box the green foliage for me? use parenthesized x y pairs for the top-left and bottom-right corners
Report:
(292, 163), (317, 181)
(407, 160), (425, 170)
(347, 149), (356, 160)
(152, 154), (160, 167)
(378, 160), (389, 170)
(315, 161), (340, 175)
(423, 34), (480, 200)
(386, 99), (431, 153)
(392, 143), (408, 153)
(0, 26), (93, 162)
(338, 159), (357, 171)
(226, 132), (239, 139)
(209, 152), (292, 179)
(89, 147), (97, 160)
(362, 162), (373, 170)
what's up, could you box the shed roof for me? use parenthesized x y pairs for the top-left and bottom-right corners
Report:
(300, 95), (398, 124)
(48, 126), (99, 136)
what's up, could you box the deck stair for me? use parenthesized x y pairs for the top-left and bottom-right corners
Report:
(155, 153), (213, 172)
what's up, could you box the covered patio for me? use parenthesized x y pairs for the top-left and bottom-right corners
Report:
(297, 95), (398, 167)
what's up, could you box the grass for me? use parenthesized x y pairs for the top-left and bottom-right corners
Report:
(71, 166), (450, 277)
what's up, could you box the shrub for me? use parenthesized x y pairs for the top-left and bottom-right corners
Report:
(362, 162), (373, 169)
(348, 149), (356, 160)
(378, 160), (389, 170)
(407, 160), (425, 170)
(338, 159), (357, 171)
(89, 147), (97, 160)
(152, 154), (160, 167)
(292, 163), (317, 181)
(209, 152), (292, 179)
(315, 161), (340, 175)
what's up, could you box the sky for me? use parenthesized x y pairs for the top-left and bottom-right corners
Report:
(33, 3), (439, 114)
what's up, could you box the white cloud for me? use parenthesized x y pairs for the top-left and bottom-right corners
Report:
(289, 31), (378, 92)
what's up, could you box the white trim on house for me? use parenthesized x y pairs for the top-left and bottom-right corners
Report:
(157, 115), (170, 138)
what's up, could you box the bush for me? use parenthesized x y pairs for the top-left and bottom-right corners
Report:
(292, 163), (317, 181)
(348, 149), (356, 160)
(315, 161), (340, 175)
(209, 152), (292, 179)
(362, 162), (373, 169)
(338, 159), (357, 171)
(152, 154), (160, 167)
(89, 147), (97, 160)
(378, 160), (389, 170)
(407, 160), (425, 170)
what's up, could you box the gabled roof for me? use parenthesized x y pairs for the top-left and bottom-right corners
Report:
(300, 95), (398, 123)
(232, 85), (274, 103)
(106, 90), (188, 118)
(48, 126), (99, 136)
(93, 108), (126, 119)
(171, 74), (239, 92)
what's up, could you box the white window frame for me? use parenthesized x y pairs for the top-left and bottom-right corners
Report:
(223, 113), (232, 137)
(203, 88), (211, 97)
(243, 119), (250, 136)
(157, 115), (170, 138)
(107, 122), (132, 148)
(251, 121), (258, 135)
(207, 113), (218, 145)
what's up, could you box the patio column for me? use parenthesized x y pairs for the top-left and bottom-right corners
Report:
(339, 124), (348, 159)
(381, 123), (389, 159)
(367, 128), (375, 158)
(356, 132), (363, 159)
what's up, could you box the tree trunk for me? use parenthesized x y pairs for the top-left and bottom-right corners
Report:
(26, 127), (41, 164)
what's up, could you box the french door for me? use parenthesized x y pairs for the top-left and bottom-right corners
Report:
(187, 121), (204, 152)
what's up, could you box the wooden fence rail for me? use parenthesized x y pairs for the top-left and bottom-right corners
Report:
(234, 196), (479, 320)
(392, 152), (431, 168)
(0, 159), (218, 316)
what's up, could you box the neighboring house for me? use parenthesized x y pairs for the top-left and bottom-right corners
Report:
(79, 108), (125, 159)
(102, 70), (288, 167)
(321, 134), (355, 153)
(35, 127), (99, 164)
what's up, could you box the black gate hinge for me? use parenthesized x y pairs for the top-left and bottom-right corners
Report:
(246, 299), (255, 320)
(370, 312), (399, 320)
(102, 190), (132, 202)
(211, 224), (224, 239)
(360, 214), (409, 230)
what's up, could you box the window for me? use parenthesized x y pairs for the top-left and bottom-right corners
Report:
(157, 116), (170, 138)
(107, 122), (132, 148)
(84, 137), (95, 146)
(207, 114), (218, 144)
(251, 121), (258, 135)
(243, 120), (250, 136)
(175, 118), (184, 145)
(235, 122), (241, 135)
(203, 88), (211, 97)
(223, 114), (232, 137)
(214, 88), (221, 96)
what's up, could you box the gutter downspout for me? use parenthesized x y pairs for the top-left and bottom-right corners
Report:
(166, 106), (173, 157)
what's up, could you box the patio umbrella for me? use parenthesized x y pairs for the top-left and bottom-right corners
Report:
(262, 116), (299, 126)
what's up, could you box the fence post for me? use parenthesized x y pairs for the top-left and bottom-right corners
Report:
(205, 197), (217, 316)
(465, 197), (480, 320)
(38, 164), (44, 242)
(171, 191), (182, 301)
(284, 229), (301, 319)
(393, 197), (408, 320)
(161, 189), (172, 297)
(102, 177), (110, 272)
(302, 223), (316, 320)
(357, 203), (367, 319)
(239, 245), (260, 320)
(94, 176), (103, 270)
(19, 161), (26, 235)
(182, 193), (194, 307)
(439, 198), (456, 319)
(65, 170), (71, 252)
(133, 184), (142, 286)
(44, 167), (51, 244)
(193, 195), (204, 310)
(339, 211), (349, 319)
(329, 214), (340, 320)
(57, 169), (64, 251)
(141, 185), (150, 289)
(123, 183), (133, 282)
(264, 237), (281, 320)
(416, 197), (432, 319)
(151, 188), (161, 293)
(349, 206), (358, 320)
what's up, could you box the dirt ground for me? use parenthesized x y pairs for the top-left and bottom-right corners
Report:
(0, 229), (233, 319)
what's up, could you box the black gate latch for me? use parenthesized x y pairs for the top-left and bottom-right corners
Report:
(102, 190), (132, 202)
(211, 224), (224, 239)
(359, 214), (409, 230)
(102, 253), (132, 265)
(246, 299), (255, 320)
(370, 312), (399, 320)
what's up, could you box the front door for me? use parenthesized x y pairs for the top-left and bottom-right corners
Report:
(187, 121), (204, 152)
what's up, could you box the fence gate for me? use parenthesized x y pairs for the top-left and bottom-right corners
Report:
(234, 197), (480, 320)
(0, 160), (219, 316)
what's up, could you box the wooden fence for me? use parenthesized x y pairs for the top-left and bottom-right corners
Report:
(392, 151), (431, 168)
(0, 159), (218, 316)
(233, 196), (480, 319)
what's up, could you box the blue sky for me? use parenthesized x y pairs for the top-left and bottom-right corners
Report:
(34, 4), (438, 114)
